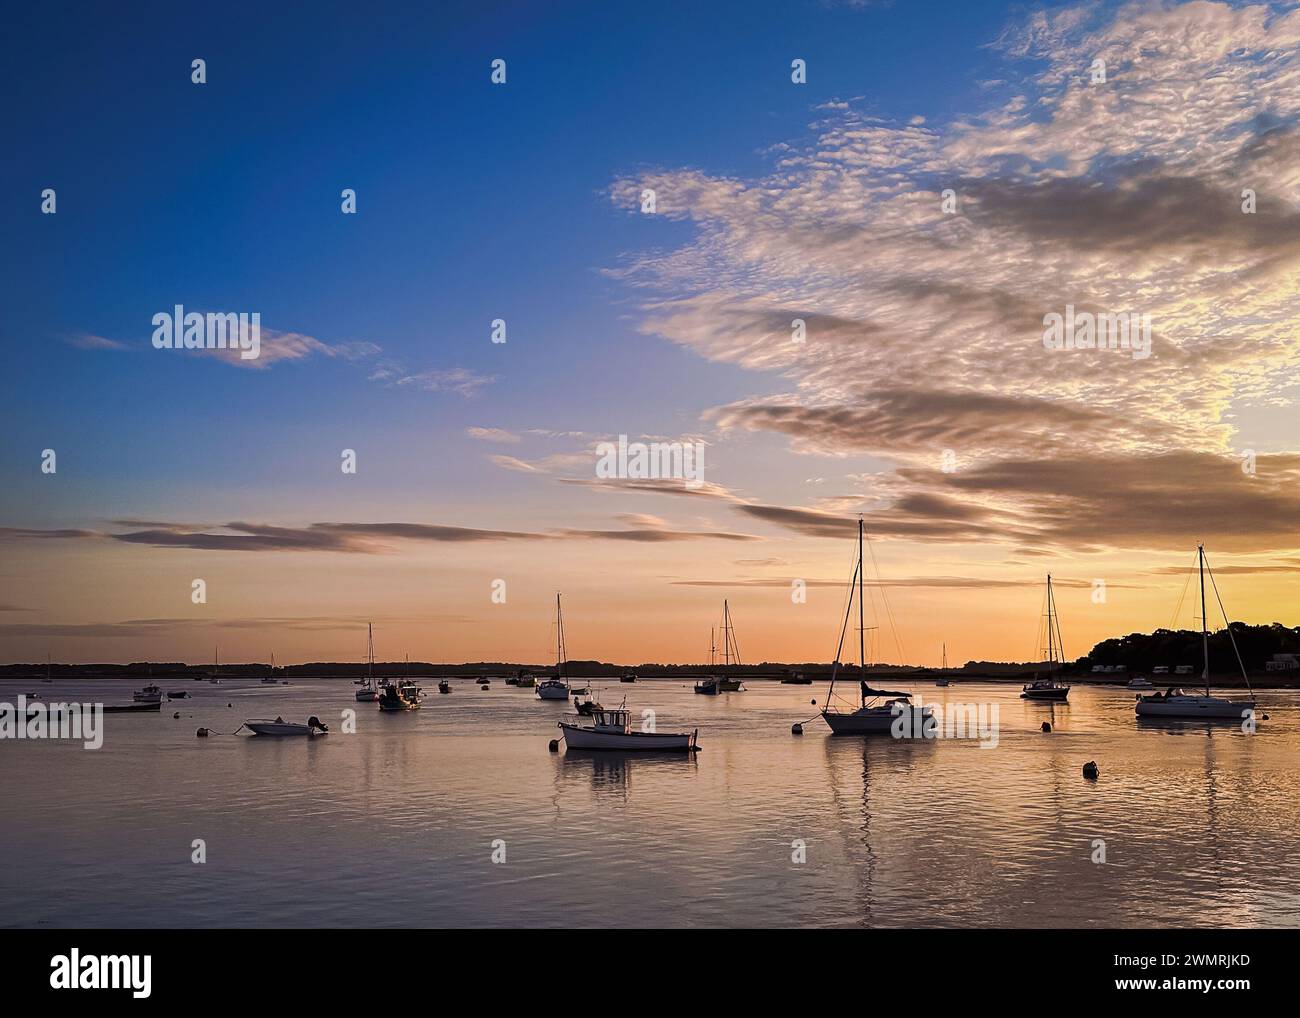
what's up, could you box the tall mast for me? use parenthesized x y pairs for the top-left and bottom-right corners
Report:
(858, 517), (866, 677)
(710, 627), (715, 668)
(367, 623), (373, 683)
(1199, 543), (1209, 696)
(1046, 574), (1055, 672)
(556, 593), (566, 679)
(724, 600), (731, 667)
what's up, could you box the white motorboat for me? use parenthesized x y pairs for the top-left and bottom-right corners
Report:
(537, 594), (572, 700)
(1127, 675), (1154, 689)
(1135, 546), (1255, 723)
(1020, 575), (1070, 701)
(821, 518), (934, 737)
(244, 715), (329, 737)
(356, 623), (380, 702)
(133, 684), (163, 703)
(558, 705), (697, 752)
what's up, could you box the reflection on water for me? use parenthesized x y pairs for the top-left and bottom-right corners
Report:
(1, 677), (1297, 927)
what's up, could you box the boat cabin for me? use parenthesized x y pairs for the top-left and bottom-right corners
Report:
(589, 708), (631, 734)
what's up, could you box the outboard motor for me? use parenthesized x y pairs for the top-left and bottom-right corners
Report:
(307, 715), (328, 733)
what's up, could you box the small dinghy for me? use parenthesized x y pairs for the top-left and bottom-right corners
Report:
(558, 705), (697, 752)
(244, 715), (329, 736)
(438, 680), (452, 694)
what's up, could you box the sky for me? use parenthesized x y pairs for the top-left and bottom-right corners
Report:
(2, 0), (1299, 667)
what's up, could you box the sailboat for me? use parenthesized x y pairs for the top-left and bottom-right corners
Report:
(261, 651), (280, 683)
(536, 594), (572, 700)
(935, 643), (951, 686)
(694, 628), (720, 695)
(820, 518), (933, 736)
(355, 624), (380, 702)
(208, 646), (222, 684)
(1021, 575), (1070, 701)
(42, 653), (52, 683)
(716, 601), (744, 692)
(1135, 545), (1256, 721)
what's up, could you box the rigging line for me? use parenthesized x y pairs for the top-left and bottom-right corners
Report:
(827, 556), (861, 708)
(1168, 550), (1196, 630)
(861, 526), (906, 665)
(1204, 552), (1253, 694)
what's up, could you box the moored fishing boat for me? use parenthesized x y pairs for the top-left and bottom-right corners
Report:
(1135, 545), (1256, 722)
(1020, 576), (1070, 702)
(820, 518), (932, 737)
(133, 684), (163, 703)
(558, 704), (697, 752)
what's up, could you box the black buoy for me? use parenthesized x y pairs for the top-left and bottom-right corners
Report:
(810, 699), (817, 706)
(227, 703), (232, 708)
(548, 739), (560, 752)
(196, 728), (209, 738)
(791, 723), (803, 735)
(1041, 721), (1051, 733)
(173, 712), (181, 719)
(1082, 760), (1099, 780)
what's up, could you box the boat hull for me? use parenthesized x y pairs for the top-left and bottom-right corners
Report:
(536, 685), (570, 700)
(717, 680), (743, 692)
(1021, 687), (1070, 701)
(559, 723), (696, 752)
(822, 705), (933, 736)
(245, 722), (324, 736)
(1135, 697), (1254, 720)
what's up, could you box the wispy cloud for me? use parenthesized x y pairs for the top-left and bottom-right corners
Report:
(606, 0), (1300, 556)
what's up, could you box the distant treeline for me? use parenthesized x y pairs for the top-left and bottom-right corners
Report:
(1069, 622), (1300, 674)
(3, 623), (1296, 680)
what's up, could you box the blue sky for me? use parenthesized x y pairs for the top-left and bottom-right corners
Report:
(4, 1), (1298, 665)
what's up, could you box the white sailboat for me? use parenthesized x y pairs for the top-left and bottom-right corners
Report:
(1021, 575), (1070, 701)
(1135, 545), (1256, 722)
(355, 624), (380, 702)
(820, 518), (933, 736)
(536, 594), (572, 700)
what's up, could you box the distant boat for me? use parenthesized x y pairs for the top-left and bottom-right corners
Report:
(558, 703), (697, 752)
(438, 680), (451, 694)
(169, 689), (189, 699)
(714, 604), (745, 692)
(620, 672), (637, 683)
(781, 673), (813, 685)
(244, 715), (329, 737)
(1135, 545), (1256, 721)
(516, 673), (536, 689)
(356, 624), (380, 702)
(209, 646), (222, 683)
(821, 518), (932, 736)
(693, 677), (720, 695)
(133, 684), (163, 704)
(536, 594), (573, 701)
(1021, 576), (1070, 702)
(103, 701), (162, 714)
(505, 675), (519, 686)
(573, 691), (602, 716)
(1127, 675), (1154, 689)
(935, 643), (951, 685)
(42, 654), (52, 683)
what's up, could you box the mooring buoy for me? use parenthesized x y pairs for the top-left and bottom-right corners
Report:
(548, 739), (560, 752)
(196, 728), (209, 738)
(1041, 721), (1051, 733)
(1082, 760), (1099, 780)
(791, 723), (803, 735)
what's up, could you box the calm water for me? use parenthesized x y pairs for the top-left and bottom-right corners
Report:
(1, 676), (1297, 928)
